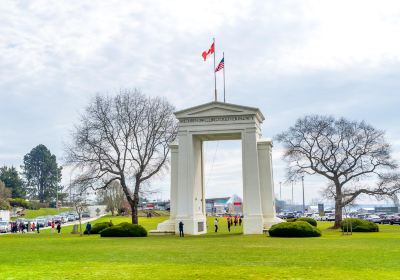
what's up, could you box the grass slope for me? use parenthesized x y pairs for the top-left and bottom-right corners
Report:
(22, 207), (72, 219)
(1, 216), (399, 280)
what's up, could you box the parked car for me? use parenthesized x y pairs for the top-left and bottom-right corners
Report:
(36, 218), (46, 228)
(391, 214), (400, 225)
(381, 215), (395, 224)
(67, 215), (75, 222)
(366, 215), (382, 223)
(53, 216), (63, 224)
(81, 212), (90, 218)
(0, 221), (10, 233)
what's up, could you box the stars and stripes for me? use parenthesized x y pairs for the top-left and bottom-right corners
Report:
(215, 57), (224, 72)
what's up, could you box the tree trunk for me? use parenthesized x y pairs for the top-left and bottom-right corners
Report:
(130, 181), (140, 225)
(131, 201), (138, 224)
(333, 184), (343, 228)
(333, 200), (343, 228)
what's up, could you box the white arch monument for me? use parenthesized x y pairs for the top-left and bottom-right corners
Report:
(152, 101), (282, 235)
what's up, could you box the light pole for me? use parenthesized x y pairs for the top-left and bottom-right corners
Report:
(291, 180), (294, 208)
(279, 181), (282, 200)
(302, 176), (305, 214)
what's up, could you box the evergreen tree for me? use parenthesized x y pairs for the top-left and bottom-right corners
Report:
(22, 144), (62, 203)
(0, 166), (25, 198)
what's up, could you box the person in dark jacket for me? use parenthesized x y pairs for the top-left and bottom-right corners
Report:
(178, 221), (184, 237)
(86, 222), (92, 235)
(227, 219), (231, 232)
(56, 223), (61, 234)
(239, 216), (242, 226)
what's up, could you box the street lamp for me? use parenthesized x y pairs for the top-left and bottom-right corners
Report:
(302, 176), (305, 213)
(291, 180), (294, 208)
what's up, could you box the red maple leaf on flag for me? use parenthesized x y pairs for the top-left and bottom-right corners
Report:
(202, 42), (214, 61)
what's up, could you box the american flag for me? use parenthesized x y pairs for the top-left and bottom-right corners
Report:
(215, 57), (224, 72)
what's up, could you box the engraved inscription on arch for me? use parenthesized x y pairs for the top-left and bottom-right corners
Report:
(180, 115), (254, 124)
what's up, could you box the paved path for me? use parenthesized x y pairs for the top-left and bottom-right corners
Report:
(0, 214), (107, 235)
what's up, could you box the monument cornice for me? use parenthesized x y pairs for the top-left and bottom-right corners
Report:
(174, 101), (265, 123)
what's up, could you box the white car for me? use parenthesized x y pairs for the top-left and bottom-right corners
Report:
(0, 221), (10, 233)
(366, 215), (381, 223)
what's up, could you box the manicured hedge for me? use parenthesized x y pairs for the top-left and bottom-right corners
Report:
(286, 217), (317, 227)
(340, 218), (379, 232)
(100, 222), (147, 237)
(269, 221), (321, 237)
(84, 221), (113, 234)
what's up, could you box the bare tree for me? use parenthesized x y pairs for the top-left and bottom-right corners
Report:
(276, 115), (399, 228)
(97, 180), (125, 216)
(66, 89), (177, 224)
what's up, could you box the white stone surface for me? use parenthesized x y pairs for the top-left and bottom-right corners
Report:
(152, 101), (282, 235)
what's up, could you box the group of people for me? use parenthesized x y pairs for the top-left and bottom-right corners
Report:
(10, 221), (62, 234)
(214, 215), (243, 233)
(178, 215), (244, 236)
(226, 215), (242, 232)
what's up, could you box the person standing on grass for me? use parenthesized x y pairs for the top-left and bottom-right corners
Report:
(56, 223), (61, 234)
(51, 221), (55, 233)
(37, 223), (40, 233)
(239, 216), (242, 226)
(32, 222), (36, 232)
(179, 221), (184, 237)
(234, 216), (238, 226)
(86, 222), (92, 235)
(214, 218), (219, 233)
(227, 219), (231, 232)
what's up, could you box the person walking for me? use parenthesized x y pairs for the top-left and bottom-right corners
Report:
(239, 216), (242, 226)
(37, 223), (40, 233)
(214, 218), (219, 233)
(31, 222), (36, 232)
(178, 221), (184, 237)
(86, 222), (92, 235)
(51, 221), (55, 233)
(56, 223), (61, 234)
(234, 216), (238, 226)
(227, 219), (231, 232)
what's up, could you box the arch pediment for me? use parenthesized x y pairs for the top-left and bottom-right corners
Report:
(174, 101), (265, 123)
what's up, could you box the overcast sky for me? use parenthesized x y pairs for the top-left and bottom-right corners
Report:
(1, 0), (399, 205)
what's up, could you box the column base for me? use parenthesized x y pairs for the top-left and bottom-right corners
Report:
(149, 219), (176, 235)
(174, 216), (207, 235)
(263, 216), (284, 230)
(243, 215), (264, 234)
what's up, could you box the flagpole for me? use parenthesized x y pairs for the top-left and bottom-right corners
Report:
(223, 52), (226, 103)
(213, 38), (217, 101)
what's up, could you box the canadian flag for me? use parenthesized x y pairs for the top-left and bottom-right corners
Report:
(201, 42), (215, 61)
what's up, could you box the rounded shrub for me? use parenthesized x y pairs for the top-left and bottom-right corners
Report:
(286, 217), (317, 227)
(340, 218), (379, 232)
(100, 222), (147, 237)
(296, 217), (317, 227)
(84, 221), (113, 234)
(269, 221), (321, 237)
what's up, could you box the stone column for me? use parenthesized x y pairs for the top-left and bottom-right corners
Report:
(175, 132), (206, 235)
(257, 139), (283, 229)
(241, 128), (264, 234)
(169, 142), (179, 221)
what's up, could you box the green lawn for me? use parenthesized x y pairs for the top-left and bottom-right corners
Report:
(18, 207), (72, 219)
(1, 216), (399, 280)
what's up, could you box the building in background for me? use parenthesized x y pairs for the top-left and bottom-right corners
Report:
(206, 194), (243, 216)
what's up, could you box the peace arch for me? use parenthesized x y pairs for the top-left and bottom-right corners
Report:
(152, 101), (282, 235)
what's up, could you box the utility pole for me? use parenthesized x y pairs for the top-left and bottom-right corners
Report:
(291, 180), (294, 208)
(302, 176), (305, 214)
